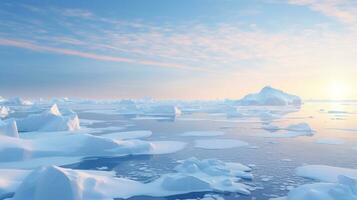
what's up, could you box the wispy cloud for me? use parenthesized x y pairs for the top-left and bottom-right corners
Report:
(1, 1), (357, 76)
(0, 38), (209, 71)
(287, 0), (357, 27)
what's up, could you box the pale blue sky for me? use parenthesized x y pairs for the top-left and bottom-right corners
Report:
(1, 0), (357, 99)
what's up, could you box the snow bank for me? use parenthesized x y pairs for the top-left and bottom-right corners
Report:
(0, 119), (19, 138)
(1, 158), (253, 199)
(238, 86), (301, 106)
(17, 104), (80, 132)
(195, 139), (249, 149)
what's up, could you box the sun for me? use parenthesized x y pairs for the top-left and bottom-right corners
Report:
(328, 81), (350, 100)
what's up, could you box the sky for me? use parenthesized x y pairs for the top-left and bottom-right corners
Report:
(0, 0), (357, 100)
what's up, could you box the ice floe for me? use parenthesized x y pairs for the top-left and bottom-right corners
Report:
(296, 165), (357, 182)
(0, 130), (186, 169)
(275, 165), (357, 200)
(0, 157), (253, 199)
(195, 139), (249, 149)
(16, 104), (80, 132)
(237, 86), (302, 106)
(262, 122), (314, 138)
(181, 131), (225, 137)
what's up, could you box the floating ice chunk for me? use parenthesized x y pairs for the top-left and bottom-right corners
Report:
(17, 104), (80, 132)
(315, 138), (345, 145)
(181, 131), (225, 137)
(0, 106), (10, 118)
(195, 139), (249, 149)
(0, 119), (19, 138)
(102, 130), (152, 140)
(262, 122), (314, 138)
(296, 165), (357, 182)
(238, 86), (301, 106)
(145, 105), (181, 116)
(286, 123), (313, 133)
(167, 157), (253, 195)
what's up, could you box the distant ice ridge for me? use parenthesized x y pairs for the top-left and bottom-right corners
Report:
(238, 86), (301, 106)
(16, 104), (80, 132)
(0, 157), (253, 199)
(144, 104), (182, 116)
(3, 97), (33, 106)
(273, 165), (357, 200)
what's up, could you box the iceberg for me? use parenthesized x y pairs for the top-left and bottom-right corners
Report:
(16, 104), (80, 132)
(238, 86), (302, 106)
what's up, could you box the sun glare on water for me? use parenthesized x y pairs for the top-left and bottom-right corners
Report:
(328, 81), (351, 100)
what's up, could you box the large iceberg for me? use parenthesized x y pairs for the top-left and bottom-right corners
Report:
(16, 104), (80, 132)
(238, 86), (302, 106)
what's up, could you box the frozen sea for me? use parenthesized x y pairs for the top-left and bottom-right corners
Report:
(3, 100), (357, 200)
